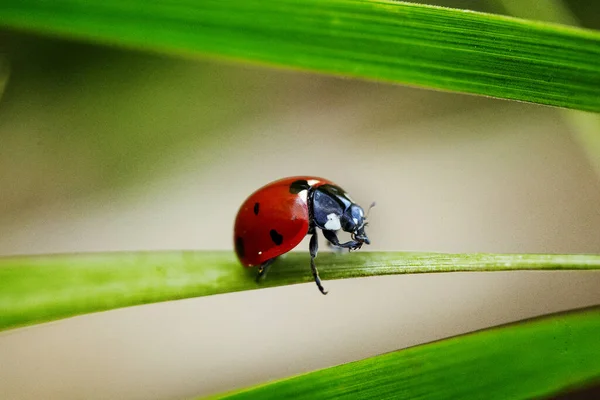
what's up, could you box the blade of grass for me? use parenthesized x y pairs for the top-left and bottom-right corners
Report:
(1, 251), (599, 332)
(0, 1), (599, 111)
(210, 307), (600, 400)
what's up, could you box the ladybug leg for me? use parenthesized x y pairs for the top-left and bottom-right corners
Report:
(309, 232), (328, 295)
(256, 258), (276, 283)
(326, 240), (345, 254)
(322, 230), (363, 251)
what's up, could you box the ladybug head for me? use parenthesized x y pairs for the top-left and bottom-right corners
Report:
(312, 185), (373, 245)
(337, 204), (365, 244)
(341, 202), (374, 245)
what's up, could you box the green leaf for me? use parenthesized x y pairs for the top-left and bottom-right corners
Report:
(1, 251), (599, 332)
(0, 1), (599, 111)
(212, 307), (600, 399)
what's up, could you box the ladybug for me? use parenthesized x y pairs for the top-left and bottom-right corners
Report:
(233, 176), (373, 294)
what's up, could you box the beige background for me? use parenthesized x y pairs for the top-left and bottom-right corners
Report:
(0, 34), (599, 399)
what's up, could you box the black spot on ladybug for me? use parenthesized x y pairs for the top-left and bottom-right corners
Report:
(235, 237), (245, 258)
(270, 229), (284, 245)
(289, 179), (310, 194)
(254, 202), (260, 215)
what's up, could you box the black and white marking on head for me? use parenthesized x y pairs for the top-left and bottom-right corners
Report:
(289, 179), (310, 194)
(253, 202), (260, 215)
(235, 236), (245, 258)
(269, 229), (284, 245)
(324, 213), (342, 230)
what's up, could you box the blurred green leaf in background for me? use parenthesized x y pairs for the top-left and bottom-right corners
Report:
(0, 0), (599, 111)
(213, 307), (600, 399)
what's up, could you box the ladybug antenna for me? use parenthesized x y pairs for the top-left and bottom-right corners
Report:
(365, 201), (376, 219)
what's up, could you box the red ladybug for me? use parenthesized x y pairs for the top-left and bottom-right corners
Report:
(234, 176), (372, 294)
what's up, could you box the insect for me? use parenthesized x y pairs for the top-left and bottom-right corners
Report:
(233, 176), (373, 295)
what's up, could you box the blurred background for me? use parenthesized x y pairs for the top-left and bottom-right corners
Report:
(1, 1), (599, 399)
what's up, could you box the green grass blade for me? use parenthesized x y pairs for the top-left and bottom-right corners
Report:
(1, 251), (599, 332)
(0, 1), (599, 111)
(212, 307), (600, 400)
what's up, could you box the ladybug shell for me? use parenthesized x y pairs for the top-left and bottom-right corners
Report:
(234, 176), (333, 267)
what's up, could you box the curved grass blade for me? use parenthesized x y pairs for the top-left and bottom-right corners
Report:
(211, 307), (600, 400)
(0, 1), (599, 111)
(1, 251), (599, 332)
